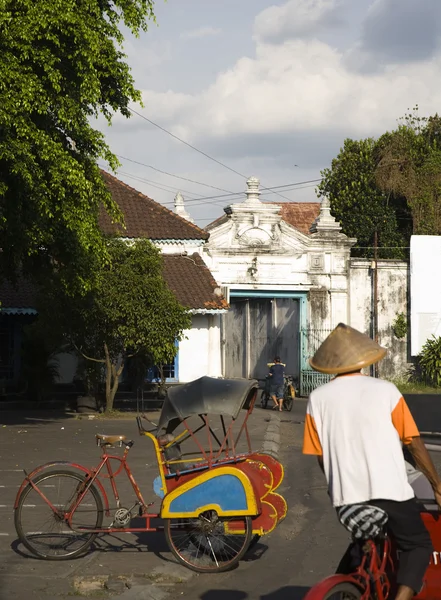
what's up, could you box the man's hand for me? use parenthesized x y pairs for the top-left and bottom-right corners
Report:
(408, 436), (441, 509)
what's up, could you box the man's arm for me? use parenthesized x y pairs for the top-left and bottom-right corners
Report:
(407, 436), (441, 505)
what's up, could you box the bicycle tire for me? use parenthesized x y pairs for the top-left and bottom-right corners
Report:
(260, 390), (269, 409)
(322, 582), (362, 600)
(164, 513), (252, 573)
(15, 469), (103, 560)
(284, 396), (293, 411)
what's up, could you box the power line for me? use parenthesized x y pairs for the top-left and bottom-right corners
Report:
(127, 108), (295, 202)
(114, 154), (235, 194)
(106, 168), (205, 199)
(161, 183), (320, 209)
(129, 107), (246, 179)
(162, 179), (322, 206)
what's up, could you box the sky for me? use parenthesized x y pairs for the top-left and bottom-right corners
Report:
(97, 0), (441, 228)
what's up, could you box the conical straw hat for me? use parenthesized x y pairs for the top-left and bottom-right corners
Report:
(309, 323), (387, 374)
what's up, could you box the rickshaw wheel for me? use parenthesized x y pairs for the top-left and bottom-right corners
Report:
(164, 510), (252, 573)
(260, 391), (269, 409)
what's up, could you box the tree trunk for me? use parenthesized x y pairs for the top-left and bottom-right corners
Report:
(103, 343), (125, 412)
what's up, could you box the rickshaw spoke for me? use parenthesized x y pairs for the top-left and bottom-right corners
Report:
(165, 512), (252, 573)
(206, 535), (219, 567)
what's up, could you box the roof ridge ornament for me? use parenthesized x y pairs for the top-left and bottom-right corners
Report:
(309, 196), (341, 234)
(244, 176), (261, 204)
(174, 191), (194, 223)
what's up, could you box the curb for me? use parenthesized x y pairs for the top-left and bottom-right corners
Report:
(261, 412), (281, 459)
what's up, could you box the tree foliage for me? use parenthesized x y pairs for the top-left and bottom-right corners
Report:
(36, 239), (192, 411)
(0, 0), (155, 288)
(317, 138), (411, 259)
(375, 107), (441, 235)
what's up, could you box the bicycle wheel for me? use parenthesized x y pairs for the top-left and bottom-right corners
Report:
(260, 390), (269, 409)
(165, 510), (252, 573)
(322, 582), (362, 600)
(15, 469), (103, 560)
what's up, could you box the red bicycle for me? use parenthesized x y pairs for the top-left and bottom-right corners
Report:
(304, 502), (441, 600)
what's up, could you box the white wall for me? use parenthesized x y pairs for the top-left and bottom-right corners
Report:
(178, 314), (222, 382)
(350, 259), (409, 378)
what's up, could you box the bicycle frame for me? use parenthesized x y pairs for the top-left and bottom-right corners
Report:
(14, 434), (165, 535)
(304, 537), (394, 600)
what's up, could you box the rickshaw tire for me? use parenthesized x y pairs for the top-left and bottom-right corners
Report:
(321, 582), (362, 600)
(15, 469), (104, 560)
(164, 515), (253, 573)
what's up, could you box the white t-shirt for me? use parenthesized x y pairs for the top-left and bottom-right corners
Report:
(303, 374), (419, 507)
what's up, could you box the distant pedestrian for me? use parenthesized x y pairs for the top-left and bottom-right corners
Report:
(268, 356), (285, 411)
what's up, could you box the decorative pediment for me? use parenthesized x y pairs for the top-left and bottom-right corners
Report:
(237, 226), (272, 247)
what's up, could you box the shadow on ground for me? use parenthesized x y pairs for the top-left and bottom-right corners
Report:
(200, 587), (310, 600)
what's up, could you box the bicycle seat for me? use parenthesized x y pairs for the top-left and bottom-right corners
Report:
(96, 434), (126, 446)
(337, 504), (388, 540)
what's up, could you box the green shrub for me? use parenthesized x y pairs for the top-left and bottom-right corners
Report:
(392, 313), (407, 339)
(418, 335), (441, 387)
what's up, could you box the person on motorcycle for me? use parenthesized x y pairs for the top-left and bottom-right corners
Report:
(302, 323), (441, 600)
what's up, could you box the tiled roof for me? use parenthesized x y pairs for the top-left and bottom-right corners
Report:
(0, 278), (37, 311)
(276, 202), (321, 235)
(205, 202), (321, 235)
(162, 254), (228, 311)
(0, 256), (228, 312)
(99, 171), (208, 241)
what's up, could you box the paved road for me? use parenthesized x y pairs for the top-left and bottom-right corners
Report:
(1, 394), (441, 600)
(0, 406), (282, 600)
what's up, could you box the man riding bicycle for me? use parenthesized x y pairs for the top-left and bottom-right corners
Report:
(303, 323), (441, 600)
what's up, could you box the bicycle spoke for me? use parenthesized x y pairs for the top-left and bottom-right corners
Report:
(165, 511), (252, 573)
(15, 470), (103, 560)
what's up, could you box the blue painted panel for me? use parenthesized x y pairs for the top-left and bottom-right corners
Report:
(153, 476), (165, 499)
(168, 474), (247, 513)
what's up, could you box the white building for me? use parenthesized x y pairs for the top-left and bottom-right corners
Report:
(200, 177), (409, 394)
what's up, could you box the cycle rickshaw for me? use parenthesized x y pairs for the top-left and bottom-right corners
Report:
(14, 376), (287, 573)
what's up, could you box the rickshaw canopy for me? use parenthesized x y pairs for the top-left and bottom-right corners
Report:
(157, 376), (259, 431)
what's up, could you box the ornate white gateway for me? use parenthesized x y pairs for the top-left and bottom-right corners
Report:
(202, 177), (356, 395)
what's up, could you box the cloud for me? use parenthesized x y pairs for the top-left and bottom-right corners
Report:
(137, 31), (441, 150)
(254, 0), (343, 43)
(348, 0), (441, 70)
(180, 26), (222, 40)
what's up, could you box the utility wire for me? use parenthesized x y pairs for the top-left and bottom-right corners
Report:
(127, 107), (295, 202)
(108, 168), (204, 199)
(115, 154), (235, 194)
(129, 107), (246, 179)
(161, 183), (319, 209)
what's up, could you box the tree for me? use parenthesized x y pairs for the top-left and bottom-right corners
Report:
(0, 0), (155, 288)
(375, 107), (441, 235)
(317, 138), (411, 259)
(37, 239), (192, 411)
